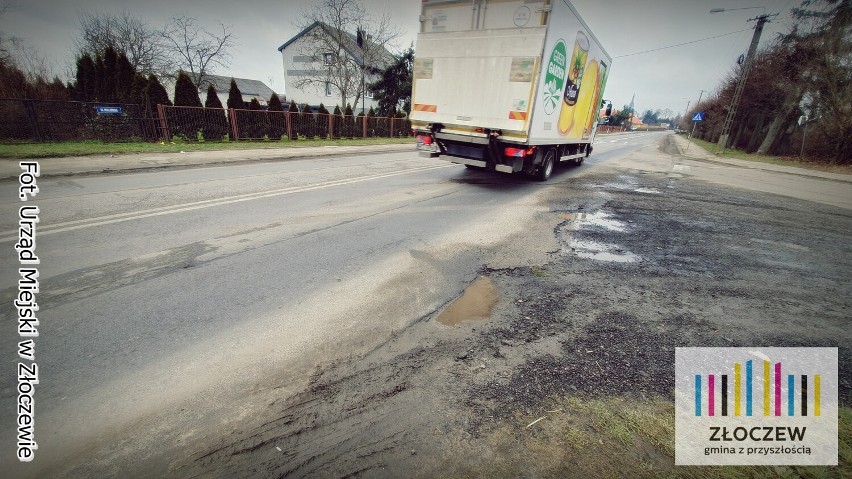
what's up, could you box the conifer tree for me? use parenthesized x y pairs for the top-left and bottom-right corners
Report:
(130, 72), (148, 117)
(173, 71), (202, 107)
(94, 54), (105, 101)
(268, 93), (284, 140)
(203, 83), (228, 141)
(226, 78), (244, 110)
(101, 46), (118, 102)
(268, 93), (283, 111)
(204, 84), (223, 108)
(74, 53), (97, 101)
(244, 98), (266, 139)
(288, 100), (299, 140)
(343, 103), (354, 138)
(316, 103), (330, 138)
(144, 74), (171, 115)
(332, 105), (343, 138)
(114, 53), (135, 102)
(297, 103), (313, 138)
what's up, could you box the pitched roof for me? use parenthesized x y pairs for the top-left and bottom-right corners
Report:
(198, 74), (276, 98)
(278, 21), (395, 66)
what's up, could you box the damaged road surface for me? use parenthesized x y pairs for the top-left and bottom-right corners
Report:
(1, 132), (850, 477)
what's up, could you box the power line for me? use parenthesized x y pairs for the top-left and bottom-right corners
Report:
(613, 29), (751, 58)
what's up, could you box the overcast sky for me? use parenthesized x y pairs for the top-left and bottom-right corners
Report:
(3, 0), (801, 117)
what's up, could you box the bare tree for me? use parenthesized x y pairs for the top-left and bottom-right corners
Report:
(76, 10), (169, 76)
(0, 1), (15, 66)
(160, 15), (235, 87)
(757, 0), (851, 160)
(1, 1), (52, 82)
(294, 0), (401, 109)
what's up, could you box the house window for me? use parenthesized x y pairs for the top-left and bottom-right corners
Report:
(366, 91), (373, 99)
(325, 82), (332, 97)
(323, 52), (334, 65)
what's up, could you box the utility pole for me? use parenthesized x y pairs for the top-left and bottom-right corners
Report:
(685, 89), (706, 152)
(357, 27), (366, 115)
(716, 13), (776, 155)
(627, 93), (635, 131)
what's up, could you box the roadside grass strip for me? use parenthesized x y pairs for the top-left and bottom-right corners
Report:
(438, 397), (850, 478)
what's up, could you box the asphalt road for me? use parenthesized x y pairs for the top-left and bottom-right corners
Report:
(0, 132), (669, 476)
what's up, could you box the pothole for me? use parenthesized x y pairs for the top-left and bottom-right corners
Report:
(560, 210), (627, 232)
(436, 276), (498, 326)
(568, 239), (640, 263)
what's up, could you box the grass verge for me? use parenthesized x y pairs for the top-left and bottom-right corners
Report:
(0, 137), (414, 159)
(438, 397), (851, 478)
(683, 136), (851, 175)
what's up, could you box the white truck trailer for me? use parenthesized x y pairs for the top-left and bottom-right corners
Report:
(411, 0), (612, 180)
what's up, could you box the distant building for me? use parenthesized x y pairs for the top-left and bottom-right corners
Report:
(196, 75), (280, 108)
(278, 21), (394, 112)
(163, 74), (281, 108)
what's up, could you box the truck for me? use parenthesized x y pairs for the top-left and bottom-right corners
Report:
(411, 0), (612, 181)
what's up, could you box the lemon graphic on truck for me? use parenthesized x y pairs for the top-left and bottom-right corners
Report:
(558, 31), (589, 135)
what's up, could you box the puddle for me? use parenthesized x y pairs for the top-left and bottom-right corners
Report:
(560, 210), (627, 232)
(635, 187), (661, 194)
(436, 276), (498, 326)
(595, 175), (638, 191)
(568, 239), (640, 263)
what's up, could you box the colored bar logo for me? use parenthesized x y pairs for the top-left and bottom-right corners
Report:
(675, 347), (838, 466)
(694, 358), (821, 417)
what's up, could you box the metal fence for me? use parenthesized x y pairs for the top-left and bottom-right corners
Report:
(0, 98), (412, 142)
(0, 99), (158, 142)
(158, 105), (412, 142)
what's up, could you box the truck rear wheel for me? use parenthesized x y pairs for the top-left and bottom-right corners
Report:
(536, 148), (555, 181)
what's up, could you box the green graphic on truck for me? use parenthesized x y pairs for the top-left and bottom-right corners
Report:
(542, 39), (567, 115)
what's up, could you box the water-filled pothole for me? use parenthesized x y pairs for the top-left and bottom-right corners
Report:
(560, 211), (627, 232)
(568, 239), (640, 263)
(436, 276), (498, 326)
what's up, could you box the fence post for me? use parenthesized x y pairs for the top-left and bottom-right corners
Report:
(390, 117), (395, 138)
(229, 108), (239, 141)
(362, 115), (367, 138)
(329, 113), (334, 139)
(285, 111), (292, 140)
(157, 104), (170, 141)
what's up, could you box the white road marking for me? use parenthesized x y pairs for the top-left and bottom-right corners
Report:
(0, 164), (452, 240)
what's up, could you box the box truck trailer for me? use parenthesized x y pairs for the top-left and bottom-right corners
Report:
(411, 0), (612, 180)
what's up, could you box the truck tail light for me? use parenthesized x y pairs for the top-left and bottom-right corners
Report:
(416, 134), (433, 145)
(504, 146), (536, 157)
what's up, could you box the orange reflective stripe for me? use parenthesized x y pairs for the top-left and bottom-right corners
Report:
(414, 103), (437, 112)
(509, 111), (527, 120)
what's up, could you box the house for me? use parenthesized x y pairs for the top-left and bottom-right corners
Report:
(196, 75), (280, 108)
(278, 21), (395, 112)
(163, 74), (281, 109)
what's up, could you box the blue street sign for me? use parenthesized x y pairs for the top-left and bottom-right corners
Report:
(96, 106), (123, 115)
(692, 112), (705, 122)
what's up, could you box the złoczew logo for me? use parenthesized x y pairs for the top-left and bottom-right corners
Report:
(675, 348), (837, 465)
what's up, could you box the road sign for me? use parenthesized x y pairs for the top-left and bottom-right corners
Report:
(96, 106), (123, 115)
(692, 112), (704, 122)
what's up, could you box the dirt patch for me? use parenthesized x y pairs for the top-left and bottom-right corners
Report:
(177, 158), (852, 477)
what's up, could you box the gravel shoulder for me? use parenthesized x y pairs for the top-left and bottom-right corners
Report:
(171, 136), (851, 477)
